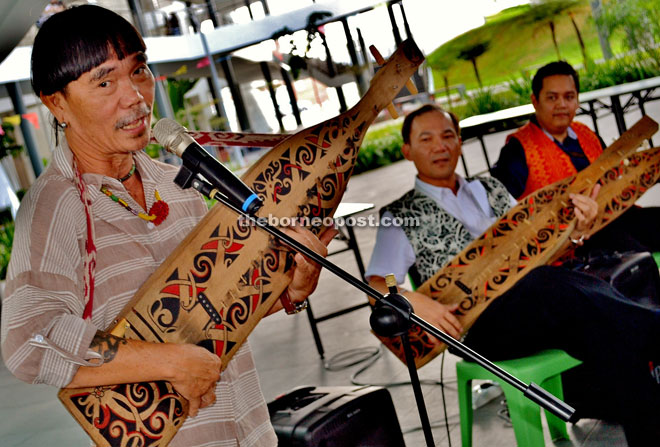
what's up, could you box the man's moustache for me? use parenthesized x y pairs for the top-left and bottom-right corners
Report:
(115, 106), (151, 129)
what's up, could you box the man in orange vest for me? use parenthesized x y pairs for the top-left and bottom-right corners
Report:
(365, 104), (660, 445)
(491, 61), (660, 254)
(492, 61), (605, 199)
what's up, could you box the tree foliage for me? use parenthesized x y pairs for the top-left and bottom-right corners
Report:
(167, 78), (196, 115)
(427, 0), (600, 90)
(457, 41), (490, 87)
(0, 124), (23, 160)
(597, 0), (660, 52)
(525, 0), (585, 60)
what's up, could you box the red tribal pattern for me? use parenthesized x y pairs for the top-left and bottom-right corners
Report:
(59, 39), (425, 447)
(378, 117), (660, 369)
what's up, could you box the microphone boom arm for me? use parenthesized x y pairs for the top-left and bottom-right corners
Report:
(185, 174), (576, 424)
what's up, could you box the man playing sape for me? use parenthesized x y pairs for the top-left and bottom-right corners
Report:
(366, 104), (660, 445)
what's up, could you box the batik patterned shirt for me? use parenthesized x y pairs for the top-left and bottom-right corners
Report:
(366, 176), (515, 285)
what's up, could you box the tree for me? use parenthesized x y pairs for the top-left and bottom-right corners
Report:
(597, 0), (660, 53)
(589, 0), (613, 59)
(526, 0), (584, 62)
(568, 10), (589, 66)
(457, 41), (489, 88)
(431, 51), (457, 108)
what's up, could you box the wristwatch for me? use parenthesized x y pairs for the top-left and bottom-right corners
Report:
(280, 290), (308, 315)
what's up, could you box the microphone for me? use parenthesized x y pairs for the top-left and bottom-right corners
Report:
(153, 118), (263, 214)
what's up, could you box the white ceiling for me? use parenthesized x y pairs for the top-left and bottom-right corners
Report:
(0, 0), (249, 64)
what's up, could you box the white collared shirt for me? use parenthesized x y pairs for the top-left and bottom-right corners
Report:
(365, 175), (516, 284)
(539, 121), (578, 143)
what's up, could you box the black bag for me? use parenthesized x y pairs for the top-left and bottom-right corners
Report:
(564, 251), (660, 309)
(268, 385), (405, 447)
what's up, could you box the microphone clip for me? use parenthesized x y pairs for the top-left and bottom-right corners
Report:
(173, 165), (196, 190)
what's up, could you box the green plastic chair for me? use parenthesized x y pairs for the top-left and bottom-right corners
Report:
(456, 349), (582, 447)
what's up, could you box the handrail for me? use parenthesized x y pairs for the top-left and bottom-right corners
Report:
(457, 76), (660, 177)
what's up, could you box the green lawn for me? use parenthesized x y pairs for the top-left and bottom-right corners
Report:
(427, 1), (626, 91)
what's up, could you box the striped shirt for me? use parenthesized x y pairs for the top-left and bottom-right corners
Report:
(0, 141), (276, 446)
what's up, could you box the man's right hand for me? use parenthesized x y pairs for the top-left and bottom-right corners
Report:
(569, 183), (601, 245)
(368, 276), (463, 341)
(65, 335), (222, 417)
(167, 344), (222, 417)
(405, 291), (463, 340)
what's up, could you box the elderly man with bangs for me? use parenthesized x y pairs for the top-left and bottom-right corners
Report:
(0, 5), (335, 446)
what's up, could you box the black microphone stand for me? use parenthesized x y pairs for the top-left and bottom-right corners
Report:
(370, 284), (436, 446)
(175, 170), (576, 447)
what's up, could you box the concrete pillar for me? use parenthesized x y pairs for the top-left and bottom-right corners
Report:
(341, 18), (367, 96)
(260, 62), (284, 131)
(260, 0), (270, 16)
(220, 56), (251, 131)
(188, 7), (225, 121)
(205, 0), (219, 27)
(205, 79), (225, 121)
(280, 67), (302, 127)
(6, 82), (42, 177)
(200, 32), (229, 128)
(357, 28), (373, 77)
(320, 32), (336, 77)
(399, 1), (413, 43)
(127, 0), (149, 36)
(186, 2), (200, 33)
(149, 65), (175, 120)
(319, 32), (347, 112)
(335, 86), (347, 113)
(243, 0), (254, 20)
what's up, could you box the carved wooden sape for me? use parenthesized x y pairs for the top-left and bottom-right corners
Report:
(378, 116), (660, 369)
(58, 40), (424, 447)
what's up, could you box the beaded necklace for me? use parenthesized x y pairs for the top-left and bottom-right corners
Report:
(117, 163), (136, 182)
(100, 186), (169, 228)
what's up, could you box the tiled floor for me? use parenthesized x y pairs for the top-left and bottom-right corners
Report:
(2, 102), (660, 446)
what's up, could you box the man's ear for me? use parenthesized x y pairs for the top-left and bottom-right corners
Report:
(401, 142), (412, 160)
(40, 92), (66, 122)
(531, 93), (539, 110)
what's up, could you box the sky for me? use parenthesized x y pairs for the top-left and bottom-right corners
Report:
(177, 0), (534, 131)
(226, 0), (532, 61)
(396, 0), (532, 54)
(156, 0), (535, 67)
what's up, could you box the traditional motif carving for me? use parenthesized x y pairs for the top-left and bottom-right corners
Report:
(59, 39), (425, 446)
(378, 117), (660, 369)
